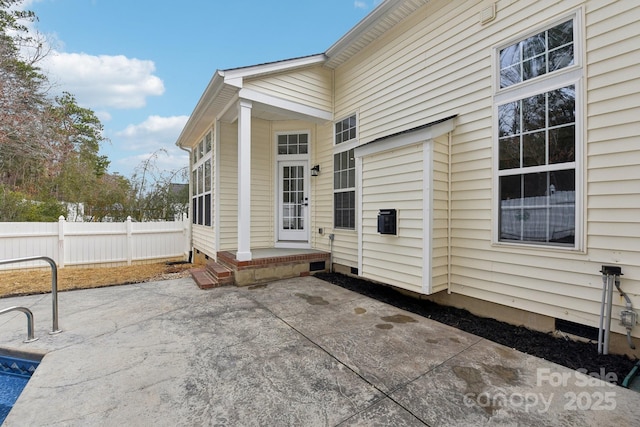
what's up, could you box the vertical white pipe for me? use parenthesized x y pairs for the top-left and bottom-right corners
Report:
(447, 131), (452, 294)
(598, 274), (607, 354)
(604, 274), (615, 355)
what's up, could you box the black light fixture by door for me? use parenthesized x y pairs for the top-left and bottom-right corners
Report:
(311, 164), (320, 176)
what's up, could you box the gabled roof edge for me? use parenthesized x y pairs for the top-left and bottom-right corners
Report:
(326, 0), (406, 58)
(222, 54), (327, 81)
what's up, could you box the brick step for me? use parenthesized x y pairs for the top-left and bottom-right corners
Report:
(206, 260), (234, 285)
(189, 268), (218, 290)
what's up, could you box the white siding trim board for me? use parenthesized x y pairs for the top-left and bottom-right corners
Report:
(354, 116), (455, 158)
(423, 137), (433, 294)
(238, 88), (332, 123)
(356, 117), (455, 295)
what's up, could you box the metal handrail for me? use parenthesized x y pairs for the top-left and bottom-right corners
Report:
(0, 256), (61, 334)
(0, 306), (38, 342)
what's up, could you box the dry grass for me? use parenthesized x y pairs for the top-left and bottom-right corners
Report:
(0, 261), (199, 299)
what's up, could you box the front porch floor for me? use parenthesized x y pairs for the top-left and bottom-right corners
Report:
(219, 249), (331, 286)
(190, 248), (331, 288)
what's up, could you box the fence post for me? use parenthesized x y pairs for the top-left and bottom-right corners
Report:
(58, 215), (65, 269)
(126, 216), (133, 266)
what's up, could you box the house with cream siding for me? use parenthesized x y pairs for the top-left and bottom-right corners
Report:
(176, 0), (640, 356)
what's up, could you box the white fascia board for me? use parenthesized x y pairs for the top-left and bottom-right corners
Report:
(238, 88), (333, 122)
(326, 0), (405, 58)
(223, 54), (327, 84)
(175, 70), (226, 148)
(355, 117), (455, 158)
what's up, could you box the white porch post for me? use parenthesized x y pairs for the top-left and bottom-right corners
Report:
(236, 99), (252, 261)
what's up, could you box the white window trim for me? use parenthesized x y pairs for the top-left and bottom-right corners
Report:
(333, 112), (359, 147)
(493, 10), (584, 96)
(491, 11), (584, 251)
(275, 130), (311, 161)
(273, 130), (312, 247)
(191, 130), (213, 227)
(332, 147), (357, 231)
(332, 112), (360, 231)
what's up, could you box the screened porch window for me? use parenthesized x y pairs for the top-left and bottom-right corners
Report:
(192, 132), (212, 226)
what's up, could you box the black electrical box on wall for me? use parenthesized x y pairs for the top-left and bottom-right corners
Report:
(377, 209), (397, 235)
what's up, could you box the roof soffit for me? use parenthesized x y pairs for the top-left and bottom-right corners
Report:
(325, 0), (431, 69)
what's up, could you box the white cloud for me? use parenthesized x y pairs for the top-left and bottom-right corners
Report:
(43, 52), (165, 109)
(354, 0), (383, 9)
(21, 0), (44, 7)
(107, 115), (190, 177)
(95, 110), (112, 122)
(14, 2), (164, 110)
(116, 115), (189, 151)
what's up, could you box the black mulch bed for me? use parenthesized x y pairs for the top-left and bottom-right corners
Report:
(315, 272), (638, 386)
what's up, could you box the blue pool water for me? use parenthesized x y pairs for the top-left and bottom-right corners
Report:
(0, 355), (39, 425)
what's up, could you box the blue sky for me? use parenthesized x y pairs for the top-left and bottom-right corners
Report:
(21, 0), (379, 179)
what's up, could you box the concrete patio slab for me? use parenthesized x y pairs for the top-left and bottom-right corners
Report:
(246, 279), (483, 394)
(390, 337), (637, 426)
(0, 276), (639, 426)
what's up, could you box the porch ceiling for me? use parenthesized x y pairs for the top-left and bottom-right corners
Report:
(219, 97), (330, 124)
(217, 103), (286, 122)
(176, 55), (331, 149)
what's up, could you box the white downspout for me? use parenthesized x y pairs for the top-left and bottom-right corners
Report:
(447, 131), (452, 294)
(178, 145), (193, 262)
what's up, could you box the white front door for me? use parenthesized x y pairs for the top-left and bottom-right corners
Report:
(278, 161), (309, 242)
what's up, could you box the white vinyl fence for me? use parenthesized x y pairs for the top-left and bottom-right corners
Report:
(0, 216), (190, 271)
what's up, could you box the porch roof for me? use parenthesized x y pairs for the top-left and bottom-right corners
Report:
(354, 115), (457, 158)
(175, 0), (432, 150)
(175, 54), (327, 149)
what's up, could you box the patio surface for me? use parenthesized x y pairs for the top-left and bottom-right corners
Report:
(1, 276), (639, 426)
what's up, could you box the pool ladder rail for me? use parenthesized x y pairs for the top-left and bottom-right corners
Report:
(0, 255), (62, 343)
(0, 306), (38, 343)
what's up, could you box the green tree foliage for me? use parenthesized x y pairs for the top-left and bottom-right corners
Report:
(47, 92), (111, 202)
(0, 1), (187, 223)
(84, 173), (133, 222)
(0, 184), (65, 221)
(0, 1), (122, 222)
(127, 149), (188, 222)
(0, 1), (51, 193)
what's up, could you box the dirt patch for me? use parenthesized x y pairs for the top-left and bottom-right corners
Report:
(315, 272), (638, 386)
(0, 261), (197, 298)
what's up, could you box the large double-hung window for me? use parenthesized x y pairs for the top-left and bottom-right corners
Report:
(334, 114), (357, 230)
(495, 16), (580, 247)
(191, 131), (212, 226)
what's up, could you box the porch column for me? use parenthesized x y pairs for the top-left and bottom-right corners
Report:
(236, 99), (252, 261)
